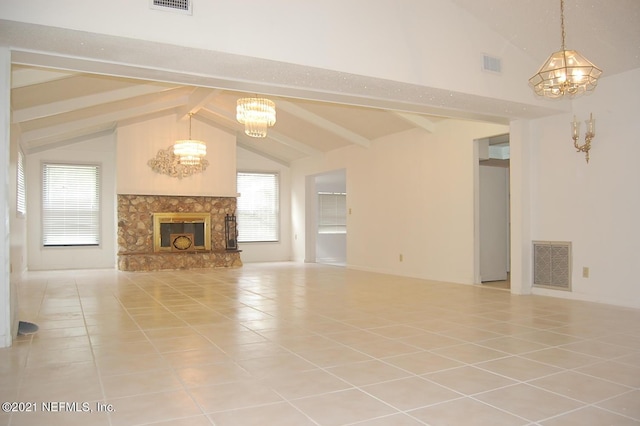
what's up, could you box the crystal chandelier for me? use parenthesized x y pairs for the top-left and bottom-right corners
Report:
(236, 97), (276, 138)
(529, 0), (602, 98)
(173, 113), (206, 165)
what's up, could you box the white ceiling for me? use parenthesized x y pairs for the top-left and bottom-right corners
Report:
(6, 0), (640, 164)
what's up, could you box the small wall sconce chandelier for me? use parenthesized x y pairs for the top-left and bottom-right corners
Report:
(173, 113), (207, 165)
(236, 97), (276, 138)
(572, 113), (595, 163)
(529, 0), (602, 98)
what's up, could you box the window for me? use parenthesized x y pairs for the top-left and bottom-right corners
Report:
(318, 192), (347, 234)
(236, 172), (279, 242)
(16, 150), (26, 217)
(42, 163), (101, 246)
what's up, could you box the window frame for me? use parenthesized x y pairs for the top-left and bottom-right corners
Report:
(16, 149), (26, 218)
(41, 162), (102, 248)
(236, 171), (280, 243)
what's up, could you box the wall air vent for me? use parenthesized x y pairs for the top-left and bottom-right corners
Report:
(482, 54), (502, 74)
(533, 241), (571, 291)
(150, 0), (192, 14)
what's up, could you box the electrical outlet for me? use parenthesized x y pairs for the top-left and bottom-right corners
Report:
(582, 267), (589, 278)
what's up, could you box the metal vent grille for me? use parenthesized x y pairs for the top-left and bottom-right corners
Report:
(482, 54), (502, 73)
(150, 0), (192, 14)
(533, 241), (571, 291)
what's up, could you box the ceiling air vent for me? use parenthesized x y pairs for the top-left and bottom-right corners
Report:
(482, 54), (502, 74)
(150, 0), (192, 15)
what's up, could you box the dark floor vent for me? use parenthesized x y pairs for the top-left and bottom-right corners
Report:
(150, 0), (192, 14)
(533, 241), (571, 291)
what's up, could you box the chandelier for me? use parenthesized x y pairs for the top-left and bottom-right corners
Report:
(173, 113), (206, 165)
(529, 0), (602, 98)
(236, 97), (276, 138)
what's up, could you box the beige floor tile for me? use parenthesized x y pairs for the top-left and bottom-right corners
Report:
(188, 379), (283, 413)
(576, 359), (640, 388)
(6, 264), (640, 425)
(540, 406), (640, 426)
(529, 370), (632, 403)
(175, 361), (252, 387)
(144, 415), (215, 426)
(478, 336), (549, 354)
(560, 339), (638, 359)
(595, 390), (640, 420)
(431, 342), (509, 364)
(408, 397), (527, 426)
(424, 365), (517, 395)
(475, 355), (562, 381)
(236, 353), (317, 378)
(327, 359), (412, 386)
(101, 369), (184, 399)
(162, 347), (231, 367)
(520, 347), (601, 369)
(384, 351), (463, 375)
(348, 413), (427, 425)
(362, 376), (462, 410)
(295, 345), (374, 367)
(474, 383), (584, 422)
(9, 409), (112, 426)
(208, 402), (316, 425)
(108, 389), (203, 426)
(291, 388), (398, 425)
(261, 369), (352, 399)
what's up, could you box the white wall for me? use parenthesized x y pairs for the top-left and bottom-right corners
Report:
(117, 114), (236, 197)
(26, 133), (117, 270)
(0, 0), (545, 107)
(236, 146), (291, 262)
(292, 121), (508, 283)
(528, 68), (640, 308)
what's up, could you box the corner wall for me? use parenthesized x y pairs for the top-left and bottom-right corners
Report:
(529, 69), (640, 308)
(292, 120), (508, 284)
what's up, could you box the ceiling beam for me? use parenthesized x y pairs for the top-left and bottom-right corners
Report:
(392, 112), (436, 133)
(11, 67), (76, 89)
(12, 83), (176, 123)
(176, 87), (221, 119)
(277, 100), (371, 148)
(20, 93), (189, 144)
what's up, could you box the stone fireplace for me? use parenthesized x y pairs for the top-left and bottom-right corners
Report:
(117, 194), (242, 271)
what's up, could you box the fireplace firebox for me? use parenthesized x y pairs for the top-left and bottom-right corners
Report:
(153, 213), (211, 252)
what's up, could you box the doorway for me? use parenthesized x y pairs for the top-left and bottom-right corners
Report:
(475, 134), (510, 289)
(305, 169), (347, 266)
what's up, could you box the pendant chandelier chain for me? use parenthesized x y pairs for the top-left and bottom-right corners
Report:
(560, 0), (566, 52)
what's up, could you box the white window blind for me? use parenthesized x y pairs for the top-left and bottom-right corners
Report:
(318, 192), (347, 234)
(17, 150), (26, 217)
(42, 163), (101, 246)
(236, 172), (279, 242)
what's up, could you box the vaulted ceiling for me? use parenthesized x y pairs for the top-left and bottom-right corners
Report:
(7, 0), (640, 164)
(11, 65), (441, 164)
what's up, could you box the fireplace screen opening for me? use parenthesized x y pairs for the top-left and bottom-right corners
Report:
(153, 213), (211, 252)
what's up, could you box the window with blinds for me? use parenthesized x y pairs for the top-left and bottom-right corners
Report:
(17, 150), (26, 217)
(236, 172), (279, 242)
(42, 163), (101, 246)
(318, 192), (347, 234)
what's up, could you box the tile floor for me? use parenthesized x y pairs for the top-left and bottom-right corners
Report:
(1, 262), (639, 426)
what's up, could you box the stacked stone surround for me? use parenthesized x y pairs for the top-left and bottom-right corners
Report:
(117, 194), (242, 271)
